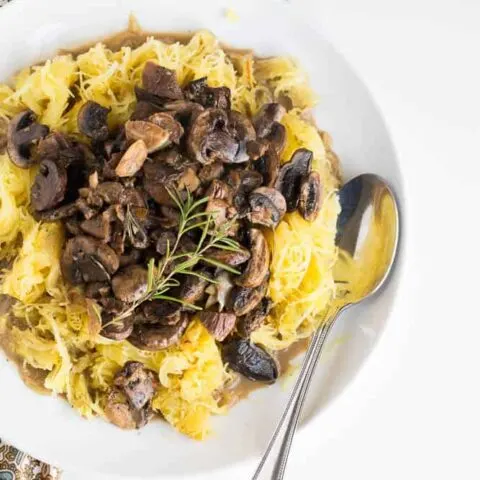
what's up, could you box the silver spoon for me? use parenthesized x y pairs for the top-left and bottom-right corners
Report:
(253, 173), (400, 480)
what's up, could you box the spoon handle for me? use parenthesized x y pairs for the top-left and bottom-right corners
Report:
(252, 307), (344, 480)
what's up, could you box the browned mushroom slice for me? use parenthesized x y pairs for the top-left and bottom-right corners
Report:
(112, 265), (148, 303)
(85, 281), (111, 299)
(184, 77), (231, 110)
(299, 171), (322, 221)
(115, 139), (148, 177)
(204, 131), (239, 163)
(77, 101), (110, 141)
(61, 235), (119, 285)
(148, 112), (184, 145)
(104, 388), (152, 429)
(114, 361), (157, 410)
(247, 187), (287, 228)
(30, 160), (68, 212)
(205, 247), (251, 267)
(125, 120), (170, 153)
(36, 132), (83, 167)
(131, 100), (163, 121)
(162, 100), (204, 122)
(253, 103), (286, 138)
(141, 299), (182, 326)
(226, 169), (263, 193)
(199, 311), (236, 341)
(253, 147), (280, 187)
(128, 313), (190, 351)
(142, 61), (184, 100)
(222, 338), (278, 383)
(229, 279), (268, 317)
(80, 214), (112, 241)
(205, 179), (234, 203)
(246, 139), (269, 161)
(198, 161), (224, 184)
(186, 108), (229, 165)
(174, 270), (211, 305)
(237, 297), (273, 337)
(34, 202), (78, 222)
(236, 229), (270, 288)
(205, 198), (238, 234)
(101, 315), (134, 341)
(7, 110), (49, 168)
(228, 110), (256, 163)
(275, 148), (313, 212)
(155, 230), (177, 255)
(95, 182), (125, 204)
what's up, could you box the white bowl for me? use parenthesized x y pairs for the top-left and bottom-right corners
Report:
(0, 0), (404, 477)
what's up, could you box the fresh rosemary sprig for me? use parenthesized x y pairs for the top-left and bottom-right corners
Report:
(112, 189), (242, 323)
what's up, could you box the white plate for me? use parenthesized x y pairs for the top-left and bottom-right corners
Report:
(0, 0), (404, 476)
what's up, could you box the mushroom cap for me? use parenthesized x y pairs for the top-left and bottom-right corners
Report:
(7, 110), (49, 168)
(199, 311), (236, 341)
(299, 171), (323, 221)
(142, 61), (184, 100)
(248, 187), (287, 228)
(30, 160), (68, 212)
(275, 148), (313, 212)
(235, 229), (270, 288)
(77, 101), (110, 141)
(128, 314), (190, 351)
(112, 265), (148, 303)
(229, 278), (268, 317)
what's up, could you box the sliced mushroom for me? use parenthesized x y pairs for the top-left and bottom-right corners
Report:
(253, 103), (286, 138)
(237, 297), (273, 337)
(101, 315), (134, 341)
(131, 100), (162, 121)
(198, 161), (224, 184)
(95, 182), (125, 204)
(142, 61), (184, 100)
(204, 131), (239, 163)
(275, 148), (313, 212)
(125, 120), (170, 153)
(226, 169), (263, 193)
(7, 110), (49, 168)
(246, 139), (269, 161)
(247, 187), (287, 228)
(128, 313), (190, 351)
(141, 300), (182, 326)
(236, 229), (270, 288)
(77, 101), (110, 141)
(36, 132), (83, 167)
(177, 270), (211, 304)
(104, 388), (152, 429)
(205, 198), (238, 234)
(205, 247), (251, 267)
(115, 139), (148, 177)
(229, 279), (268, 317)
(30, 160), (68, 211)
(205, 179), (234, 202)
(199, 311), (236, 341)
(61, 235), (119, 285)
(114, 361), (157, 410)
(148, 112), (184, 145)
(186, 108), (229, 165)
(112, 265), (148, 303)
(155, 230), (177, 255)
(253, 147), (280, 187)
(162, 100), (204, 122)
(184, 77), (231, 110)
(228, 110), (256, 163)
(34, 202), (78, 222)
(299, 171), (322, 221)
(80, 213), (112, 240)
(222, 338), (278, 383)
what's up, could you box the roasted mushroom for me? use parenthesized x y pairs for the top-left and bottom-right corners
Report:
(80, 212), (112, 240)
(253, 147), (280, 187)
(236, 229), (270, 288)
(184, 77), (231, 110)
(205, 246), (251, 267)
(186, 108), (230, 165)
(247, 187), (287, 228)
(199, 311), (237, 341)
(101, 315), (134, 341)
(140, 300), (182, 326)
(142, 61), (184, 100)
(237, 297), (272, 337)
(36, 132), (84, 167)
(275, 148), (313, 212)
(77, 101), (110, 141)
(128, 313), (190, 351)
(61, 235), (119, 284)
(148, 112), (184, 145)
(205, 179), (234, 203)
(228, 110), (256, 163)
(114, 361), (157, 410)
(198, 161), (224, 184)
(229, 279), (268, 317)
(252, 103), (286, 154)
(112, 265), (148, 303)
(104, 387), (152, 429)
(299, 171), (322, 221)
(222, 338), (278, 383)
(30, 160), (68, 212)
(175, 271), (210, 305)
(7, 110), (49, 168)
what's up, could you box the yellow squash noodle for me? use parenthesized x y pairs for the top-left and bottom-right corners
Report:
(0, 30), (340, 439)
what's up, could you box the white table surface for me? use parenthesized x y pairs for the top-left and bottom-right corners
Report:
(53, 0), (480, 478)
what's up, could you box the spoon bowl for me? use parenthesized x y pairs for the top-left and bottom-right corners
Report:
(253, 173), (400, 480)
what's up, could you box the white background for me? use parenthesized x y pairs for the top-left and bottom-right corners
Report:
(17, 0), (480, 478)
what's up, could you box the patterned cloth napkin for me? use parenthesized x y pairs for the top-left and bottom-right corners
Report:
(0, 3), (60, 477)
